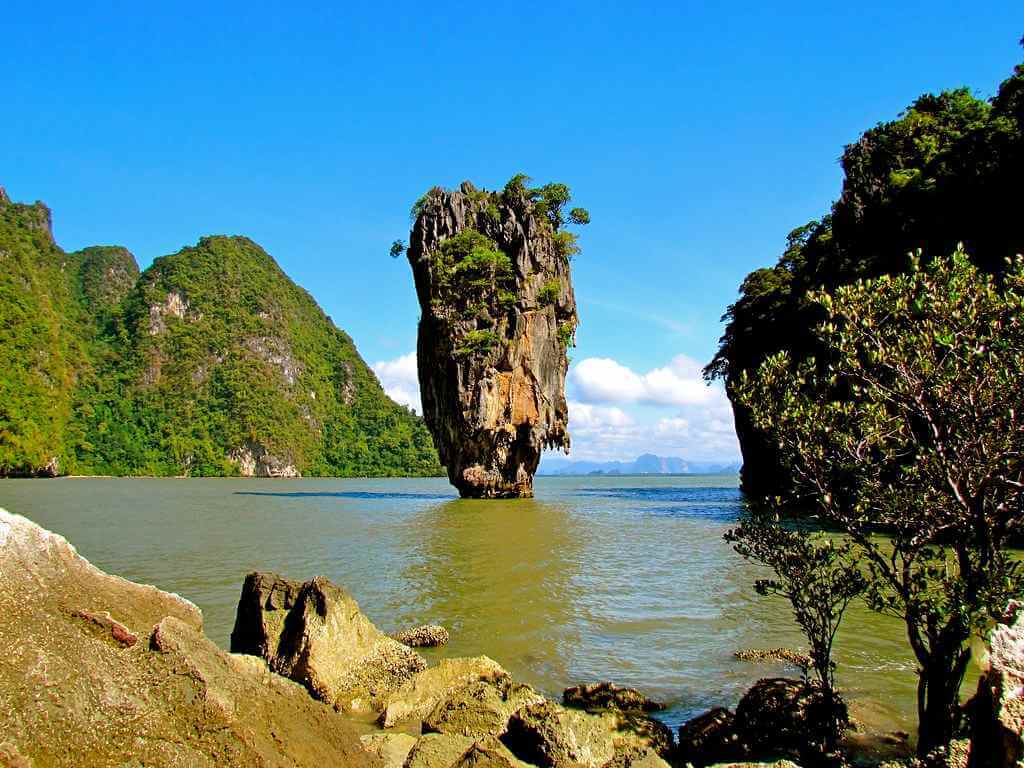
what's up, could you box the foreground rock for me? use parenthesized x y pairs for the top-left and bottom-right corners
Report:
(394, 624), (451, 648)
(503, 700), (672, 768)
(563, 682), (666, 713)
(968, 601), (1024, 768)
(361, 732), (418, 768)
(734, 677), (840, 759)
(405, 733), (532, 768)
(379, 656), (508, 728)
(677, 707), (746, 767)
(0, 508), (376, 767)
(231, 570), (426, 712)
(406, 179), (582, 498)
(424, 675), (547, 738)
(504, 701), (617, 768)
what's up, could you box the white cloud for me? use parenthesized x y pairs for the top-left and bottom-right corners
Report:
(562, 401), (643, 461)
(373, 350), (741, 463)
(568, 402), (635, 429)
(564, 354), (740, 462)
(372, 352), (421, 412)
(570, 355), (715, 407)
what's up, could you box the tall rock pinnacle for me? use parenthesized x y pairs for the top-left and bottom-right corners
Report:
(405, 177), (586, 498)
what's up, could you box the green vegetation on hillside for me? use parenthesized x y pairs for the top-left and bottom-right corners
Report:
(409, 175), (589, 366)
(0, 194), (89, 475)
(705, 49), (1024, 497)
(0, 192), (441, 478)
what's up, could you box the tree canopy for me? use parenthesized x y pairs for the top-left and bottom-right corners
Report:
(734, 249), (1024, 755)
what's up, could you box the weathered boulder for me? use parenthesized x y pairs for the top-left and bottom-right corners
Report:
(600, 711), (674, 758)
(406, 733), (478, 768)
(563, 682), (666, 713)
(605, 746), (673, 768)
(968, 601), (1024, 768)
(405, 179), (582, 498)
(230, 570), (304, 657)
(380, 656), (508, 728)
(404, 733), (533, 768)
(502, 701), (617, 768)
(362, 732), (419, 768)
(230, 570), (426, 712)
(394, 624), (451, 648)
(734, 678), (842, 759)
(0, 508), (376, 767)
(677, 707), (746, 767)
(424, 675), (546, 738)
(454, 739), (527, 768)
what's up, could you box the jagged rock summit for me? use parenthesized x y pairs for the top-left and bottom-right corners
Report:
(405, 177), (586, 498)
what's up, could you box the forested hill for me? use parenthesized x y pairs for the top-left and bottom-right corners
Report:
(706, 50), (1024, 498)
(0, 189), (441, 478)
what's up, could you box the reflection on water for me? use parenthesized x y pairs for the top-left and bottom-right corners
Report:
(0, 474), (938, 732)
(235, 491), (454, 500)
(400, 498), (583, 687)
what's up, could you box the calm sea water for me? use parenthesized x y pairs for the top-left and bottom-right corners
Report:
(0, 474), (932, 732)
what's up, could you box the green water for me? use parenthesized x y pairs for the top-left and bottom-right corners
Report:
(0, 474), (947, 733)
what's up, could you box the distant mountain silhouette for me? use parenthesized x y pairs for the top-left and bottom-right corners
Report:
(537, 453), (740, 476)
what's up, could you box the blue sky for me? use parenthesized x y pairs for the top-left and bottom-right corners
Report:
(4, 2), (1022, 461)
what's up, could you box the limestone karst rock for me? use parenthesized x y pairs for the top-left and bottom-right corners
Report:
(968, 601), (1024, 768)
(378, 655), (508, 728)
(0, 509), (375, 767)
(230, 570), (427, 713)
(406, 179), (583, 498)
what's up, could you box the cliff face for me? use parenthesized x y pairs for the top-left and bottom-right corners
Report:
(406, 180), (580, 498)
(706, 57), (1024, 499)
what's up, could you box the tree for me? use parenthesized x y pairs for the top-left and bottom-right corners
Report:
(725, 517), (865, 755)
(390, 239), (405, 259)
(568, 207), (591, 226)
(499, 175), (590, 232)
(734, 249), (1024, 756)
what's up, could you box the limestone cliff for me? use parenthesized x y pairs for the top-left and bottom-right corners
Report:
(406, 178), (584, 498)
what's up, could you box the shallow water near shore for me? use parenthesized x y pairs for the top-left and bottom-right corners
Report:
(0, 474), (962, 736)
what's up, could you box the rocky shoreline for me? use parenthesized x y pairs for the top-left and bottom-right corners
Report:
(0, 507), (1018, 767)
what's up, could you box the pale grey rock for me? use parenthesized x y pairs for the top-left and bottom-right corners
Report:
(503, 701), (616, 768)
(228, 439), (300, 477)
(969, 601), (1024, 768)
(362, 733), (418, 768)
(423, 675), (545, 739)
(379, 656), (507, 728)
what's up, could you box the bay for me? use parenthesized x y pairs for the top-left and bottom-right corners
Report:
(0, 474), (926, 732)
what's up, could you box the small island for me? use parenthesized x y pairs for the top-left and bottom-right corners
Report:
(401, 177), (587, 498)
